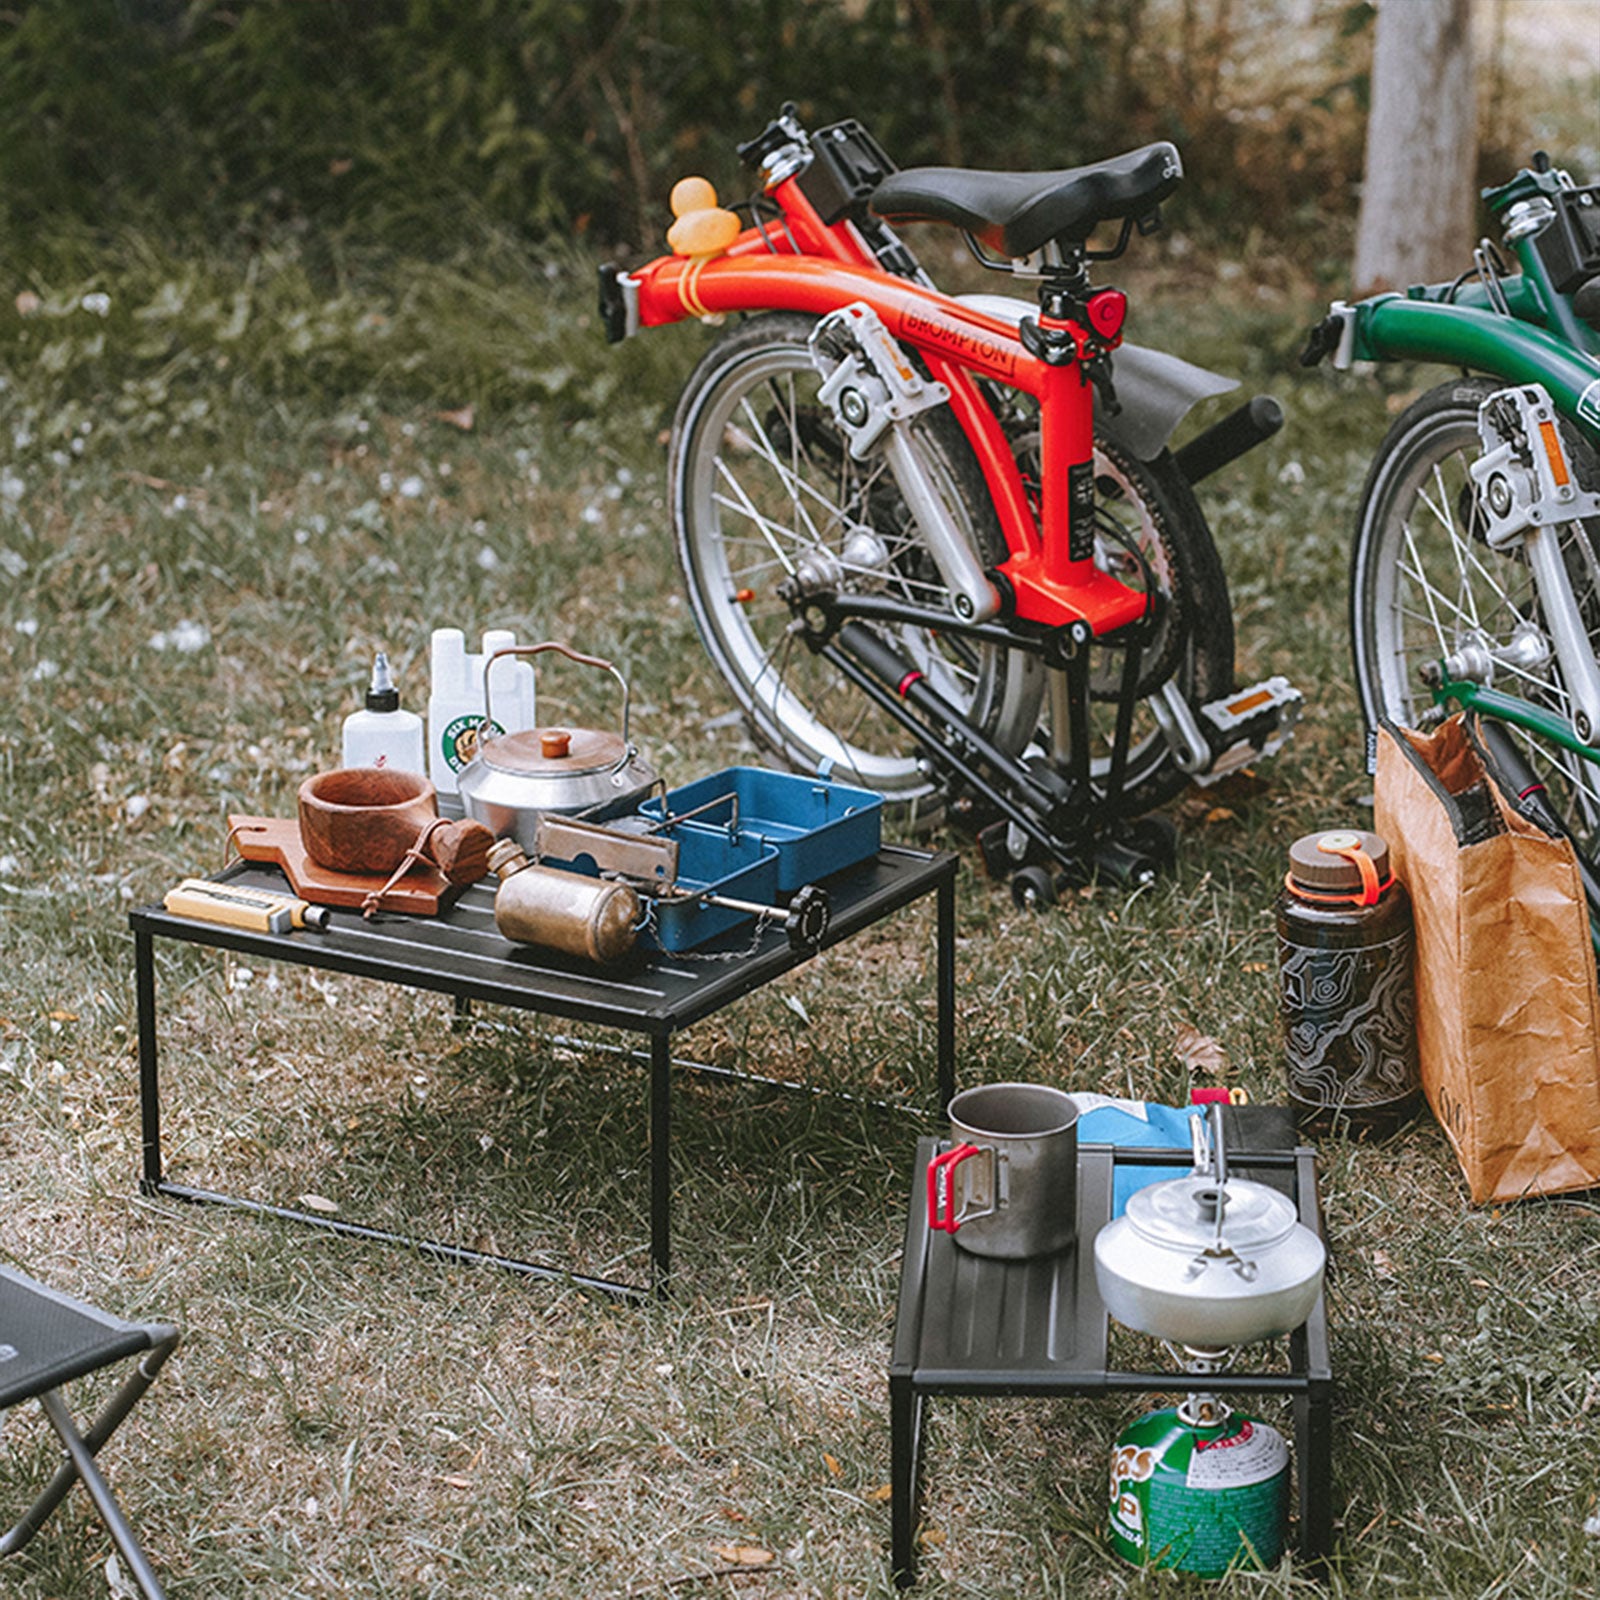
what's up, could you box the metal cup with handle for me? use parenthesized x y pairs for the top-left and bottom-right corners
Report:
(926, 1082), (1079, 1259)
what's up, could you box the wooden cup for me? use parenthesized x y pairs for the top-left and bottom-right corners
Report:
(297, 768), (438, 875)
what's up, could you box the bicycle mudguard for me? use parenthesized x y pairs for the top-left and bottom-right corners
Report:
(955, 293), (1236, 459)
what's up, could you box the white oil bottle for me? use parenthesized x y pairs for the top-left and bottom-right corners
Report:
(341, 651), (426, 776)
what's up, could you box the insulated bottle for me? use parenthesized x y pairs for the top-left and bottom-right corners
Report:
(1276, 828), (1421, 1137)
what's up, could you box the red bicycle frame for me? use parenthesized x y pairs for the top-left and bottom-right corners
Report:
(618, 170), (1149, 636)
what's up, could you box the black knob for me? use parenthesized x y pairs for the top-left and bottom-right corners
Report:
(786, 884), (831, 951)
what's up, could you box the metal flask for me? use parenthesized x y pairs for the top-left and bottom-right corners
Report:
(1093, 1108), (1325, 1347)
(456, 643), (658, 850)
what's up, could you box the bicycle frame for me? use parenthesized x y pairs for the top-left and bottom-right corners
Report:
(607, 167), (1149, 637)
(1318, 166), (1600, 447)
(1314, 160), (1600, 752)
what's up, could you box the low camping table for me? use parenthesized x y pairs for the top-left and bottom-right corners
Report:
(888, 1133), (1333, 1585)
(130, 845), (955, 1300)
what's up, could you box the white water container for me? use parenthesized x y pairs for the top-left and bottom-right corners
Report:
(427, 627), (537, 795)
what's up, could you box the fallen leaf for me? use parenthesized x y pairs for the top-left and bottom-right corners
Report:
(918, 1529), (947, 1549)
(48, 1009), (78, 1023)
(297, 1193), (340, 1214)
(822, 1452), (843, 1479)
(1242, 961), (1270, 974)
(708, 1545), (774, 1567)
(1204, 806), (1237, 826)
(436, 1474), (473, 1489)
(1371, 1248), (1397, 1279)
(866, 1483), (894, 1503)
(1174, 1022), (1231, 1079)
(437, 405), (476, 432)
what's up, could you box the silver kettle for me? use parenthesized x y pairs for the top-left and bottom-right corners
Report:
(1093, 1104), (1326, 1347)
(456, 642), (658, 850)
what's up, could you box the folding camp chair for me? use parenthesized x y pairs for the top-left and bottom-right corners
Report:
(0, 1266), (179, 1600)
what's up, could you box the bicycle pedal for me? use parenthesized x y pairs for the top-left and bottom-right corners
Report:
(1191, 675), (1303, 786)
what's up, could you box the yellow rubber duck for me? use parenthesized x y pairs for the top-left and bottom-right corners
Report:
(666, 176), (741, 258)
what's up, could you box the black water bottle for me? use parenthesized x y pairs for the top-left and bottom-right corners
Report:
(1276, 828), (1421, 1138)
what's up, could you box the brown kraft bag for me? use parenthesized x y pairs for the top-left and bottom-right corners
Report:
(1374, 715), (1600, 1202)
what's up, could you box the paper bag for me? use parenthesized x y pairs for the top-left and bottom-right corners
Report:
(1374, 715), (1600, 1202)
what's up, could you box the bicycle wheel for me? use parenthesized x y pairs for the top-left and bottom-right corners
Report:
(669, 312), (1042, 817)
(1350, 377), (1600, 847)
(1011, 427), (1236, 816)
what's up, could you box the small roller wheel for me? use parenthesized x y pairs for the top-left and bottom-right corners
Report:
(786, 883), (831, 951)
(1122, 813), (1179, 874)
(1010, 864), (1057, 911)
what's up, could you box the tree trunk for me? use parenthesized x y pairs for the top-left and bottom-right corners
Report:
(1353, 0), (1478, 294)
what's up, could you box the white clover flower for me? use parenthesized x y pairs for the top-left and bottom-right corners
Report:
(80, 292), (111, 316)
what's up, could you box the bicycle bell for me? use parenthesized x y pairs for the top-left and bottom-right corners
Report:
(1093, 1104), (1326, 1348)
(456, 642), (658, 850)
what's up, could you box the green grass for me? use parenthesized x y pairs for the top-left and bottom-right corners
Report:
(1, 233), (1597, 1599)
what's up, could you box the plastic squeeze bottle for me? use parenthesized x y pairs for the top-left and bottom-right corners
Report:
(341, 652), (426, 775)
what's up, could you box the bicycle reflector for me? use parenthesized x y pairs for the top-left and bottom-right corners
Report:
(1086, 288), (1127, 341)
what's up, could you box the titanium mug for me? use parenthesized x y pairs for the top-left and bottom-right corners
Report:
(926, 1082), (1079, 1259)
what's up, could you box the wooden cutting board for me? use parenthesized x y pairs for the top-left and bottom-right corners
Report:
(226, 814), (455, 914)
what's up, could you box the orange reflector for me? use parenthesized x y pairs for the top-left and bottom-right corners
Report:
(1538, 420), (1571, 487)
(1225, 688), (1273, 715)
(734, 588), (755, 604)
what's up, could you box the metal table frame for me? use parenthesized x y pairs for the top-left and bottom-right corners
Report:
(130, 846), (956, 1301)
(888, 1135), (1333, 1585)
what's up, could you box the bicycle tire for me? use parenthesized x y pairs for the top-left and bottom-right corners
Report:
(669, 311), (1233, 821)
(669, 312), (1041, 821)
(1349, 376), (1600, 849)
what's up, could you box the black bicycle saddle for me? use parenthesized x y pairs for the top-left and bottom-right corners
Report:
(869, 142), (1182, 258)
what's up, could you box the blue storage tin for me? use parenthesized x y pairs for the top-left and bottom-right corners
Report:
(641, 767), (884, 890)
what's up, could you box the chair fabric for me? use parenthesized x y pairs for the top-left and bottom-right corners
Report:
(0, 1265), (178, 1600)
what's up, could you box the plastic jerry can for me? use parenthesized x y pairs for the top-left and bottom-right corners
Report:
(427, 628), (537, 795)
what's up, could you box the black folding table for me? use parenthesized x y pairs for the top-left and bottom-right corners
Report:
(888, 1132), (1333, 1585)
(130, 845), (956, 1300)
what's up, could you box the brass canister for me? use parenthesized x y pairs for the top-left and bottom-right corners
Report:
(488, 839), (640, 964)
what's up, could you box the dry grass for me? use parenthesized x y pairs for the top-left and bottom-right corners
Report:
(1, 239), (1597, 1600)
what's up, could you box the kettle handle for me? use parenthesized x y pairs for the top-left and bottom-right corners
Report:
(480, 642), (634, 750)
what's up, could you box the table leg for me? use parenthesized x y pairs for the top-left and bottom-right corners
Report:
(890, 1374), (925, 1588)
(936, 874), (955, 1114)
(1295, 1375), (1334, 1562)
(134, 929), (163, 1193)
(650, 1033), (672, 1295)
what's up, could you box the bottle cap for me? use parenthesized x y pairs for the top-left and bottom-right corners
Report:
(1287, 828), (1389, 892)
(365, 651), (401, 713)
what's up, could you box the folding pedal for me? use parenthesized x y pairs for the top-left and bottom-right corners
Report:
(1191, 675), (1303, 785)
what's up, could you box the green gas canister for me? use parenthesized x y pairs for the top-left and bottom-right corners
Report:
(1108, 1401), (1289, 1575)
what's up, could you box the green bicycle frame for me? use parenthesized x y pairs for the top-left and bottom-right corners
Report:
(1331, 165), (1600, 447)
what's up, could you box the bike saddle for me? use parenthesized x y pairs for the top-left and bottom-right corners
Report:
(869, 142), (1182, 259)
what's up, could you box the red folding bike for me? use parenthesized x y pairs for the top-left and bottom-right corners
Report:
(601, 106), (1297, 902)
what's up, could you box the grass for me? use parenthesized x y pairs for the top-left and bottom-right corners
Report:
(1, 228), (1598, 1600)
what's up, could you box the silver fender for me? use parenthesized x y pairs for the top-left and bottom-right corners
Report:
(954, 293), (1238, 460)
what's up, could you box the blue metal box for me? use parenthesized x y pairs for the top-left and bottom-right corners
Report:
(641, 767), (884, 891)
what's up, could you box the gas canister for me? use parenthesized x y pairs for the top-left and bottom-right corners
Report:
(1108, 1403), (1289, 1575)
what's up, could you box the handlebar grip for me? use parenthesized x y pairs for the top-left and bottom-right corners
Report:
(1172, 394), (1284, 485)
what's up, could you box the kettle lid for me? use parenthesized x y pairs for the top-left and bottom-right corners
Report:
(1124, 1173), (1299, 1256)
(480, 725), (629, 777)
